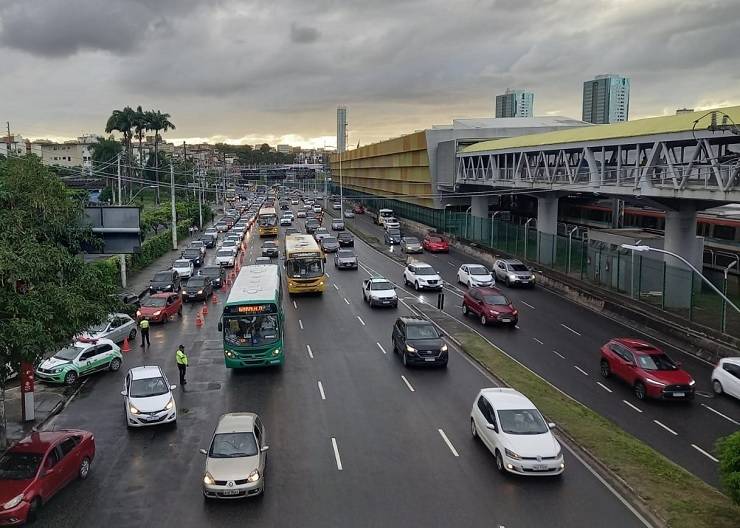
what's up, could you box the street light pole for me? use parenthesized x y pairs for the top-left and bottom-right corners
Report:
(171, 163), (177, 250)
(721, 260), (738, 333)
(567, 226), (578, 274)
(524, 217), (536, 260)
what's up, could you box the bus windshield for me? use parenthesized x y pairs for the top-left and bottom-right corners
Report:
(287, 258), (324, 279)
(259, 215), (277, 227)
(224, 313), (280, 346)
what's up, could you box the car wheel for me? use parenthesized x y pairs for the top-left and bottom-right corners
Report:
(128, 328), (137, 340)
(414, 281), (420, 291)
(495, 450), (506, 473)
(712, 379), (723, 395)
(27, 498), (42, 522)
(634, 381), (647, 401)
(109, 358), (122, 372)
(599, 360), (611, 378)
(505, 276), (511, 287)
(79, 456), (91, 480)
(468, 280), (472, 288)
(462, 304), (469, 316)
(471, 418), (477, 438)
(402, 352), (409, 367)
(480, 314), (487, 326)
(65, 370), (78, 385)
(404, 277), (410, 286)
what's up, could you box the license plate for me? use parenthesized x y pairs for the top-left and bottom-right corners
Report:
(424, 358), (435, 362)
(501, 318), (512, 323)
(533, 464), (548, 471)
(673, 392), (685, 397)
(222, 489), (240, 496)
(520, 280), (529, 283)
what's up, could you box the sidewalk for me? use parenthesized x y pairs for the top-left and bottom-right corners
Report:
(2, 383), (67, 444)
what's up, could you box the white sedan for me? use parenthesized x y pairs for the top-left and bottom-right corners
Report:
(173, 259), (194, 279)
(121, 365), (177, 428)
(457, 264), (495, 288)
(712, 357), (740, 400)
(471, 388), (564, 476)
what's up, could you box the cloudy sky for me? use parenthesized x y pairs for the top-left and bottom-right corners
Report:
(1, 0), (739, 148)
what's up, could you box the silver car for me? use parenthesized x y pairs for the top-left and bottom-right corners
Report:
(400, 236), (423, 254)
(79, 313), (137, 344)
(201, 413), (269, 499)
(493, 259), (536, 288)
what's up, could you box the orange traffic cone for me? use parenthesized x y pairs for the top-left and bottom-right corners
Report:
(212, 293), (219, 304)
(202, 302), (208, 315)
(195, 313), (203, 327)
(121, 337), (131, 353)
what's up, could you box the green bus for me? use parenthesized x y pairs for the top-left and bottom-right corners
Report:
(219, 264), (284, 368)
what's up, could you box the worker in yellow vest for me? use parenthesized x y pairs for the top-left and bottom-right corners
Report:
(139, 318), (150, 348)
(175, 345), (188, 385)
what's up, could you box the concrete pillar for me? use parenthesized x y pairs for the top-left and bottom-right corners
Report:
(536, 194), (558, 265)
(663, 202), (703, 309)
(468, 196), (490, 242)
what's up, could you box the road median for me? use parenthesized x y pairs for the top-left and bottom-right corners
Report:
(412, 300), (740, 528)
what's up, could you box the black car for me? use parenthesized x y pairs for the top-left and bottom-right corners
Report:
(198, 265), (226, 289)
(337, 232), (354, 247)
(392, 317), (448, 368)
(201, 233), (217, 248)
(149, 269), (180, 293)
(182, 276), (213, 302)
(116, 292), (141, 317)
(285, 227), (300, 236)
(261, 241), (279, 258)
(320, 236), (340, 253)
(305, 220), (320, 234)
(181, 248), (204, 267)
(385, 228), (402, 245)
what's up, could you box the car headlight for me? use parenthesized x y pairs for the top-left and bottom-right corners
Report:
(508, 274), (517, 281)
(2, 494), (23, 510)
(136, 310), (142, 317)
(165, 397), (175, 410)
(203, 472), (215, 485)
(225, 351), (235, 358)
(197, 290), (203, 294)
(272, 348), (281, 356)
(153, 311), (162, 317)
(129, 404), (140, 415)
(182, 290), (186, 294)
(504, 448), (521, 460)
(247, 469), (260, 483)
(52, 367), (63, 373)
(645, 378), (666, 386)
(689, 380), (696, 386)
(406, 345), (417, 353)
(165, 285), (172, 290)
(440, 344), (448, 352)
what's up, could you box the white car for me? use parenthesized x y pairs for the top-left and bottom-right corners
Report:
(384, 217), (400, 231)
(314, 228), (331, 241)
(362, 277), (398, 308)
(291, 199), (299, 205)
(471, 388), (564, 476)
(313, 205), (322, 213)
(297, 211), (307, 218)
(403, 262), (442, 291)
(121, 366), (177, 428)
(457, 264), (495, 288)
(712, 357), (740, 400)
(173, 259), (194, 279)
(216, 247), (237, 267)
(280, 216), (292, 226)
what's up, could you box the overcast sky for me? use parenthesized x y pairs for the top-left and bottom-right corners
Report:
(1, 0), (739, 148)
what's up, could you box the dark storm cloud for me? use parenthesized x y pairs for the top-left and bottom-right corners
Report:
(290, 23), (320, 44)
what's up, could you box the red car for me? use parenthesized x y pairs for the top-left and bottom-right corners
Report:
(422, 234), (449, 253)
(600, 338), (695, 401)
(352, 203), (365, 214)
(136, 293), (182, 323)
(0, 430), (95, 525)
(462, 287), (518, 326)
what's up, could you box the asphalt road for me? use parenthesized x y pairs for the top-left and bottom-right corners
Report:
(346, 210), (740, 486)
(36, 207), (650, 528)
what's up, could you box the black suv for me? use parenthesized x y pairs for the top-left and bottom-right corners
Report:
(385, 228), (401, 245)
(181, 248), (204, 267)
(149, 269), (180, 293)
(337, 232), (354, 247)
(391, 317), (448, 368)
(201, 233), (217, 248)
(198, 265), (226, 289)
(182, 275), (213, 302)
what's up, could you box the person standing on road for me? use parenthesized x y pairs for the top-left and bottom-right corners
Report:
(139, 318), (150, 348)
(175, 345), (188, 385)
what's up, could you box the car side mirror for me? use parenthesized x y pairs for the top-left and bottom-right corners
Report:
(217, 322), (222, 331)
(170, 385), (177, 390)
(43, 468), (55, 477)
(120, 390), (127, 396)
(438, 332), (445, 338)
(199, 449), (207, 455)
(548, 422), (556, 430)
(486, 423), (496, 431)
(261, 445), (270, 452)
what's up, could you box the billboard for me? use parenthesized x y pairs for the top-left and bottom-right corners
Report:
(83, 206), (141, 254)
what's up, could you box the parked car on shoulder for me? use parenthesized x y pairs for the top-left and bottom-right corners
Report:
(36, 339), (123, 385)
(400, 236), (422, 253)
(137, 293), (182, 323)
(362, 278), (397, 308)
(462, 287), (518, 326)
(712, 357), (740, 400)
(79, 313), (137, 344)
(392, 317), (447, 367)
(199, 265), (226, 289)
(493, 259), (535, 287)
(422, 234), (449, 253)
(149, 269), (180, 293)
(457, 264), (495, 288)
(121, 366), (177, 428)
(334, 249), (358, 269)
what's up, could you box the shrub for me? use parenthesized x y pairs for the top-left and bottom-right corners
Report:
(717, 431), (740, 504)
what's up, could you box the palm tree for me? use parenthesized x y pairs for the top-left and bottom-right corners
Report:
(105, 107), (135, 202)
(133, 106), (148, 192)
(145, 110), (176, 204)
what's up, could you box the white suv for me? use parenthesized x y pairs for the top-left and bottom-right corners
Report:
(470, 388), (563, 476)
(403, 262), (442, 291)
(122, 366), (177, 428)
(712, 357), (740, 400)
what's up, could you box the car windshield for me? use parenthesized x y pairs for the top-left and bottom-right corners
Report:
(191, 242), (203, 247)
(187, 277), (207, 287)
(483, 294), (509, 305)
(174, 260), (190, 267)
(323, 237), (338, 245)
(87, 321), (109, 333)
(469, 266), (490, 276)
(209, 432), (258, 458)
(370, 281), (393, 291)
(183, 250), (199, 257)
(218, 250), (234, 257)
(153, 272), (171, 281)
(428, 237), (443, 243)
(130, 376), (170, 398)
(315, 229), (328, 234)
(0, 453), (42, 480)
(498, 409), (549, 435)
(55, 345), (85, 361)
(142, 297), (167, 307)
(224, 314), (280, 346)
(337, 250), (355, 258)
(406, 324), (439, 339)
(387, 230), (400, 236)
(415, 266), (437, 276)
(637, 353), (678, 371)
(404, 237), (420, 244)
(201, 267), (220, 277)
(510, 264), (529, 272)
(263, 242), (277, 248)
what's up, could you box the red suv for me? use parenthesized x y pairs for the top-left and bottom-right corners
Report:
(600, 338), (695, 401)
(462, 287), (518, 326)
(136, 293), (183, 323)
(352, 203), (365, 214)
(422, 234), (449, 253)
(0, 430), (95, 525)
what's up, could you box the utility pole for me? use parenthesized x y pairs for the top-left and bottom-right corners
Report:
(117, 153), (122, 206)
(117, 154), (127, 288)
(5, 122), (10, 158)
(171, 163), (178, 250)
(198, 167), (203, 229)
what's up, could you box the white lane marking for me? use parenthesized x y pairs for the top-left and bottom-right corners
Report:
(344, 297), (350, 305)
(293, 300), (298, 310)
(533, 337), (544, 345)
(561, 323), (582, 336)
(447, 261), (456, 267)
(299, 319), (304, 330)
(333, 283), (339, 291)
(401, 375), (415, 392)
(438, 429), (459, 457)
(574, 365), (589, 376)
(653, 420), (677, 436)
(376, 342), (387, 354)
(326, 272), (331, 278)
(691, 444), (718, 462)
(514, 324), (520, 329)
(596, 382), (613, 393)
(318, 381), (326, 400)
(357, 316), (366, 326)
(552, 349), (565, 359)
(331, 437), (343, 470)
(622, 400), (643, 413)
(521, 300), (535, 309)
(306, 345), (314, 359)
(701, 403), (740, 426)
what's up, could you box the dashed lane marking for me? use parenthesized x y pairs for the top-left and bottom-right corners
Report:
(622, 400), (643, 413)
(533, 337), (544, 345)
(357, 316), (366, 326)
(561, 323), (582, 336)
(653, 420), (678, 436)
(574, 366), (589, 376)
(438, 428), (460, 457)
(401, 375), (415, 392)
(318, 381), (326, 400)
(521, 300), (535, 309)
(306, 345), (313, 359)
(376, 342), (387, 354)
(691, 444), (718, 463)
(331, 438), (343, 470)
(596, 382), (612, 393)
(299, 319), (304, 330)
(552, 350), (566, 359)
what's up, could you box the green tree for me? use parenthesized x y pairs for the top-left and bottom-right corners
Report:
(0, 156), (118, 446)
(717, 431), (740, 504)
(133, 105), (148, 188)
(105, 107), (136, 201)
(91, 137), (122, 193)
(145, 110), (176, 205)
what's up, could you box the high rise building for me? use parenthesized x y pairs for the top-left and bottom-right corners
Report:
(495, 89), (534, 118)
(337, 106), (347, 153)
(582, 74), (630, 124)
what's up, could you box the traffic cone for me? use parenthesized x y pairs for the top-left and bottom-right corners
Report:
(195, 313), (203, 327)
(202, 302), (208, 315)
(212, 293), (219, 304)
(121, 337), (131, 353)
